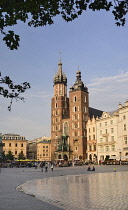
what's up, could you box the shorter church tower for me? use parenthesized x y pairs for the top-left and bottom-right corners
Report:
(69, 70), (89, 160)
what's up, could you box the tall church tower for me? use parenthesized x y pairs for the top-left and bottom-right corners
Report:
(51, 62), (69, 160)
(69, 70), (89, 160)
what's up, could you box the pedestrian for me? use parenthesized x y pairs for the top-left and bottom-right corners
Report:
(45, 163), (48, 172)
(51, 164), (54, 171)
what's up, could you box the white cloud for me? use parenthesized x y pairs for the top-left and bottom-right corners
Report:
(88, 71), (128, 111)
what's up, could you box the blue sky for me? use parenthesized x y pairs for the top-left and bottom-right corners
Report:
(0, 10), (128, 140)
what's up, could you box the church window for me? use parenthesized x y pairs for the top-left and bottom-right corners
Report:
(74, 114), (77, 120)
(55, 103), (58, 108)
(63, 122), (69, 135)
(75, 147), (78, 151)
(75, 131), (77, 136)
(74, 96), (77, 102)
(74, 106), (77, 112)
(74, 123), (77, 129)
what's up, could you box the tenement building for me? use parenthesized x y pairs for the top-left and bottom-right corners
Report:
(51, 62), (102, 162)
(96, 100), (128, 163)
(2, 133), (28, 160)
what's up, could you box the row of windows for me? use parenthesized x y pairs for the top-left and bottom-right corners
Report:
(37, 154), (49, 157)
(99, 145), (115, 152)
(99, 120), (113, 127)
(3, 136), (25, 140)
(100, 128), (114, 134)
(4, 143), (24, 147)
(73, 96), (87, 103)
(100, 136), (115, 142)
(89, 145), (96, 151)
(88, 135), (95, 140)
(88, 127), (95, 133)
(72, 106), (87, 113)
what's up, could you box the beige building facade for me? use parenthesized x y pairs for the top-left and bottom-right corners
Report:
(86, 116), (97, 162)
(2, 133), (28, 160)
(96, 111), (119, 163)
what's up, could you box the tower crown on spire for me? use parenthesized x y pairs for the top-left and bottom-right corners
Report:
(53, 62), (67, 85)
(70, 69), (88, 92)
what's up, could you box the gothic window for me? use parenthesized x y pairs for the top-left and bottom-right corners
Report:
(74, 96), (77, 102)
(63, 122), (69, 135)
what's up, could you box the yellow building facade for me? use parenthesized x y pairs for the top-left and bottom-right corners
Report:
(2, 134), (28, 160)
(37, 140), (51, 161)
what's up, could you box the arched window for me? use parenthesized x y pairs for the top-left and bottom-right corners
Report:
(55, 103), (58, 108)
(63, 122), (69, 135)
(74, 96), (77, 102)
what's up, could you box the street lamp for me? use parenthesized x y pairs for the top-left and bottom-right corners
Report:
(119, 151), (121, 165)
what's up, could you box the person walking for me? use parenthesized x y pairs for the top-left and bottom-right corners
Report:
(51, 164), (54, 171)
(45, 163), (48, 172)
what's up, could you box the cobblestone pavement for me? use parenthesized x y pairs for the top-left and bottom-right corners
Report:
(0, 165), (128, 210)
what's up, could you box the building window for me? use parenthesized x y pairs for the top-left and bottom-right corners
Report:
(93, 127), (95, 132)
(55, 103), (58, 108)
(15, 151), (17, 155)
(89, 145), (92, 151)
(100, 123), (102, 127)
(124, 124), (126, 131)
(74, 106), (77, 112)
(105, 122), (107, 126)
(43, 146), (45, 148)
(89, 135), (91, 140)
(83, 106), (86, 113)
(75, 147), (78, 151)
(43, 154), (45, 156)
(93, 135), (95, 140)
(100, 130), (102, 135)
(21, 143), (23, 147)
(106, 146), (109, 152)
(74, 114), (77, 120)
(100, 138), (103, 143)
(46, 146), (48, 148)
(74, 96), (77, 102)
(84, 96), (86, 102)
(100, 146), (104, 152)
(111, 128), (114, 133)
(105, 137), (108, 142)
(89, 128), (90, 133)
(9, 143), (11, 147)
(15, 143), (17, 147)
(75, 131), (77, 137)
(111, 145), (115, 151)
(110, 120), (113, 125)
(74, 123), (77, 129)
(105, 129), (107, 134)
(94, 145), (96, 151)
(124, 136), (127, 144)
(123, 115), (126, 120)
(111, 136), (114, 141)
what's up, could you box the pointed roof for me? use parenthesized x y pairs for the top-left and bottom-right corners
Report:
(53, 62), (67, 85)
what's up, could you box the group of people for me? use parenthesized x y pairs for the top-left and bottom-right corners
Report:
(40, 162), (54, 172)
(87, 165), (95, 171)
